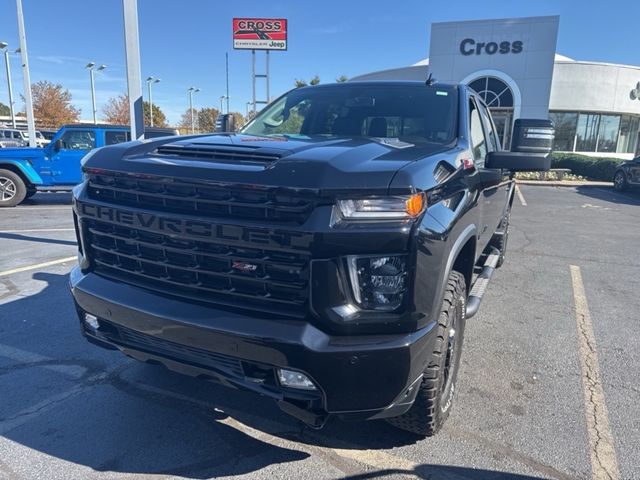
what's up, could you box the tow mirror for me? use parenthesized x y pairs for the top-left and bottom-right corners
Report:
(511, 119), (554, 154)
(214, 114), (237, 133)
(486, 118), (555, 172)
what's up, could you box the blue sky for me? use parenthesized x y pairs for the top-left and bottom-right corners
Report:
(0, 0), (636, 124)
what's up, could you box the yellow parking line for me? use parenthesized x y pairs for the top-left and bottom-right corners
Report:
(0, 256), (76, 277)
(570, 265), (620, 480)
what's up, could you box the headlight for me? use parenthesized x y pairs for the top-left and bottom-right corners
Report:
(336, 193), (425, 221)
(347, 255), (407, 311)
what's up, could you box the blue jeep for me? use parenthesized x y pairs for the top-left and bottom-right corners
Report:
(0, 124), (177, 207)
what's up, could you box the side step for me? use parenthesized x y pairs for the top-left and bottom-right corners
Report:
(466, 247), (500, 319)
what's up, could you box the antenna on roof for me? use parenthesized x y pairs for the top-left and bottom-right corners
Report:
(426, 73), (436, 86)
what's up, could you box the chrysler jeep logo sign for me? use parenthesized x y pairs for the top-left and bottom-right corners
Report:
(460, 38), (523, 56)
(233, 18), (288, 51)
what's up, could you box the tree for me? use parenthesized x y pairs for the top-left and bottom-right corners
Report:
(294, 76), (321, 88)
(102, 94), (129, 125)
(29, 80), (80, 128)
(197, 107), (219, 133)
(103, 94), (168, 127)
(336, 75), (349, 83)
(230, 112), (245, 130)
(177, 108), (199, 133)
(0, 102), (10, 116)
(143, 101), (168, 127)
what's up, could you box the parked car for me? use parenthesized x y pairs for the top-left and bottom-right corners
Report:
(0, 124), (178, 206)
(0, 128), (27, 147)
(70, 81), (554, 436)
(38, 129), (58, 141)
(613, 157), (640, 191)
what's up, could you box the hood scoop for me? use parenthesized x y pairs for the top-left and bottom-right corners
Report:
(155, 143), (283, 166)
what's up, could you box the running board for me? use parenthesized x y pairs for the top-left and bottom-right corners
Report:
(466, 247), (500, 319)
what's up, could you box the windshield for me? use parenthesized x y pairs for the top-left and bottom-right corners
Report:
(242, 84), (458, 145)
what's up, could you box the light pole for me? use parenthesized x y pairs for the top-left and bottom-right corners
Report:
(188, 86), (200, 134)
(245, 101), (252, 118)
(0, 42), (16, 128)
(86, 62), (106, 124)
(219, 95), (228, 113)
(146, 76), (160, 127)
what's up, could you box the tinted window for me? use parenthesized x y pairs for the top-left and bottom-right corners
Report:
(105, 131), (131, 145)
(469, 100), (488, 164)
(549, 112), (578, 151)
(59, 130), (96, 150)
(242, 84), (458, 145)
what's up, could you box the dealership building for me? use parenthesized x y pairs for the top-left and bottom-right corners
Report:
(353, 16), (640, 159)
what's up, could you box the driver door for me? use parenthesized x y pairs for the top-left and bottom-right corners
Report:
(50, 129), (96, 185)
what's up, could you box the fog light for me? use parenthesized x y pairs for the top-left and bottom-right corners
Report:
(347, 255), (407, 311)
(84, 313), (99, 330)
(277, 368), (317, 390)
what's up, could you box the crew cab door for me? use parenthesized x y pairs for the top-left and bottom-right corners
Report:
(469, 97), (510, 252)
(50, 129), (97, 185)
(629, 157), (640, 185)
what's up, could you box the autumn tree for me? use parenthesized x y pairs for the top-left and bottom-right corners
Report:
(197, 107), (219, 133)
(102, 94), (129, 124)
(102, 94), (168, 127)
(230, 112), (245, 130)
(0, 102), (10, 116)
(177, 108), (199, 133)
(336, 75), (349, 83)
(29, 81), (80, 128)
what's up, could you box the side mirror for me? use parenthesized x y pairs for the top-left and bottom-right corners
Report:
(511, 118), (554, 154)
(53, 139), (62, 151)
(486, 118), (555, 172)
(214, 114), (237, 133)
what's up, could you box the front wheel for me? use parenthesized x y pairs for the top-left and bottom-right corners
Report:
(613, 170), (627, 191)
(0, 169), (27, 207)
(385, 271), (467, 436)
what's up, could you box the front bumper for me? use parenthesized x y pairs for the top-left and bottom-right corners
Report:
(70, 267), (437, 426)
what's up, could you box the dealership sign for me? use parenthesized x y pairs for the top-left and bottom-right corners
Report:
(233, 18), (288, 50)
(459, 38), (523, 56)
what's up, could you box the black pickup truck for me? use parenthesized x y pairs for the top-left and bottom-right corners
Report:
(70, 81), (553, 435)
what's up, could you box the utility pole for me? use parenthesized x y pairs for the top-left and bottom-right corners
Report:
(122, 0), (144, 140)
(15, 0), (36, 147)
(225, 52), (230, 114)
(0, 43), (16, 128)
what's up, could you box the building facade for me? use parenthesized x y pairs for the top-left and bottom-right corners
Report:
(352, 16), (640, 159)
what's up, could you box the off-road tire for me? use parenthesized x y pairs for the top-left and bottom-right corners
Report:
(0, 169), (27, 207)
(613, 170), (627, 192)
(385, 271), (467, 436)
(492, 209), (510, 268)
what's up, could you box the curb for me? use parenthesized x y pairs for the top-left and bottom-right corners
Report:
(516, 180), (613, 188)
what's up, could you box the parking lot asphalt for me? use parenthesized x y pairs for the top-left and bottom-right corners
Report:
(0, 185), (638, 480)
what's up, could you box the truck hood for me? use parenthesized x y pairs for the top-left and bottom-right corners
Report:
(85, 133), (452, 194)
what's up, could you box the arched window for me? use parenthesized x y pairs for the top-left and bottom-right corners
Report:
(468, 77), (514, 108)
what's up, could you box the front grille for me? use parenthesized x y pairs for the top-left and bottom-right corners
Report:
(85, 219), (310, 318)
(109, 321), (244, 376)
(86, 173), (317, 224)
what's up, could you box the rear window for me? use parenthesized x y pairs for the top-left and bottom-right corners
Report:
(242, 84), (458, 145)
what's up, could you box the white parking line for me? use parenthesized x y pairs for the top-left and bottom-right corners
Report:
(515, 184), (527, 206)
(570, 265), (620, 480)
(0, 228), (75, 233)
(0, 256), (76, 277)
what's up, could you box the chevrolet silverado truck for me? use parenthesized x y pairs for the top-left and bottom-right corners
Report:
(0, 124), (176, 207)
(70, 81), (554, 435)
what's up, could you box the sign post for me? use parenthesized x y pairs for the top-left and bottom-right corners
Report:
(233, 18), (287, 116)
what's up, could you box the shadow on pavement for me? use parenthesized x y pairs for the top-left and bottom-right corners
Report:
(0, 272), (547, 479)
(0, 232), (77, 246)
(19, 192), (73, 206)
(574, 185), (640, 206)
